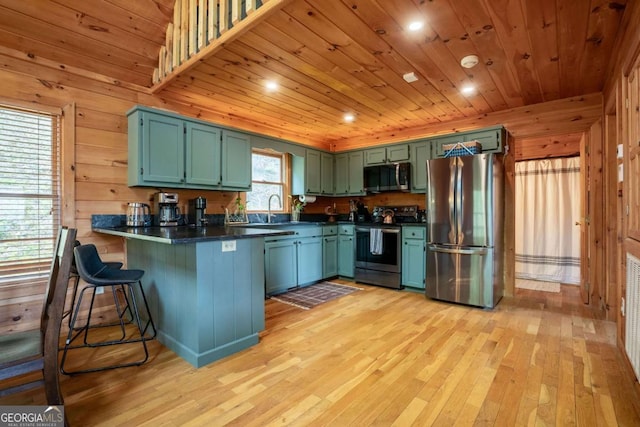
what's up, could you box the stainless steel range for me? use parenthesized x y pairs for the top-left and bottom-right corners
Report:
(354, 205), (419, 289)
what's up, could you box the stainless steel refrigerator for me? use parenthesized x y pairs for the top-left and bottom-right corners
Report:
(425, 153), (504, 308)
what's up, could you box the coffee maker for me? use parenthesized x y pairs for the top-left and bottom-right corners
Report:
(188, 197), (208, 226)
(153, 192), (181, 226)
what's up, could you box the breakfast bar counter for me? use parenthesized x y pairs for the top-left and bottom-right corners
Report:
(93, 225), (293, 368)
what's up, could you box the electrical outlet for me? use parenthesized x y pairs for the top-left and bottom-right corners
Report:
(95, 286), (104, 295)
(621, 297), (625, 317)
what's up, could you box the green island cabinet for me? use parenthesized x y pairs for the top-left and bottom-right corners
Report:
(364, 144), (410, 166)
(322, 225), (338, 278)
(402, 226), (426, 289)
(334, 151), (365, 196)
(126, 237), (265, 368)
(337, 224), (355, 277)
(265, 225), (323, 295)
(127, 106), (251, 190)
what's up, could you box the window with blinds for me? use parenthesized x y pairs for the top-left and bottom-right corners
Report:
(0, 106), (61, 287)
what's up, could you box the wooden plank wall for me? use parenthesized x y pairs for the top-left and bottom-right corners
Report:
(602, 0), (640, 362)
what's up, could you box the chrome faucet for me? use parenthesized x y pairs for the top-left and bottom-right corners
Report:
(267, 194), (281, 223)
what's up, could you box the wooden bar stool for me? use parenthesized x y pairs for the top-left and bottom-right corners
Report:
(60, 244), (156, 374)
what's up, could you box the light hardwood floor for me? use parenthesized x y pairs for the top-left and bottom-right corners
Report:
(2, 281), (640, 426)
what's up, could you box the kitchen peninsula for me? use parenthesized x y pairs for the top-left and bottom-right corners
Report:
(93, 225), (293, 368)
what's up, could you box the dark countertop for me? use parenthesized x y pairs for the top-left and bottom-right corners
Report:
(93, 225), (294, 244)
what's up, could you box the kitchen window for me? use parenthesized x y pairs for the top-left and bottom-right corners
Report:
(246, 150), (287, 212)
(0, 105), (61, 287)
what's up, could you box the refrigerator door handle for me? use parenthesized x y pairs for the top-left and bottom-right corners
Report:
(448, 159), (456, 243)
(428, 244), (488, 256)
(456, 157), (464, 244)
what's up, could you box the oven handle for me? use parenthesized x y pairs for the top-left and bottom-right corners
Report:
(427, 244), (487, 255)
(356, 227), (400, 234)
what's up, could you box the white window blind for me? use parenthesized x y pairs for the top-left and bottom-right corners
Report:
(0, 106), (61, 286)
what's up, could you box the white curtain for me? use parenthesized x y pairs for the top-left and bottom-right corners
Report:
(515, 157), (580, 284)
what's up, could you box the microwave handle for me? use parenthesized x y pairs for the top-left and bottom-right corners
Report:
(395, 163), (400, 188)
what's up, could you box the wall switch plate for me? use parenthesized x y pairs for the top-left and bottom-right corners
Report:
(222, 240), (236, 252)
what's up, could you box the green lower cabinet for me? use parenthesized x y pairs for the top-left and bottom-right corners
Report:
(337, 224), (355, 277)
(265, 238), (297, 295)
(297, 236), (323, 286)
(323, 235), (338, 278)
(402, 227), (426, 289)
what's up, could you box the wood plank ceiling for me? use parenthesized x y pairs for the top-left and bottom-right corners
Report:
(0, 0), (629, 148)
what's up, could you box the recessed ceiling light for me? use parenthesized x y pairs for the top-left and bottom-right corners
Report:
(265, 81), (278, 92)
(461, 85), (476, 95)
(408, 21), (424, 32)
(343, 113), (355, 123)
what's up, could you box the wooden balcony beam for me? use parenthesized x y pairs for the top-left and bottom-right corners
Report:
(151, 0), (294, 93)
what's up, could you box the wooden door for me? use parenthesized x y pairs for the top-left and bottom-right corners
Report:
(628, 67), (640, 241)
(580, 133), (590, 304)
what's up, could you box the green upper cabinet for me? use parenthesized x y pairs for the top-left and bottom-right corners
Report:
(364, 147), (387, 165)
(320, 152), (334, 195)
(186, 122), (221, 186)
(334, 151), (365, 196)
(334, 153), (348, 195)
(432, 127), (505, 158)
(305, 149), (321, 194)
(409, 140), (431, 193)
(221, 130), (251, 190)
(364, 144), (410, 165)
(133, 111), (185, 185)
(128, 106), (251, 191)
(292, 149), (334, 196)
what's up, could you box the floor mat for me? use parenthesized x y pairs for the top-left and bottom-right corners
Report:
(270, 282), (362, 310)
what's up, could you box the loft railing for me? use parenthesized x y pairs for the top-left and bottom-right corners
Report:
(151, 0), (290, 92)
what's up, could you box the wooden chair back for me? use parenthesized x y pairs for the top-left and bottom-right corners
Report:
(0, 226), (76, 425)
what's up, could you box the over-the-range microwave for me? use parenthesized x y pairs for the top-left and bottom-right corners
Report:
(363, 162), (411, 193)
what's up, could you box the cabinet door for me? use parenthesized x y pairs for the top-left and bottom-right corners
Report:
(348, 151), (364, 195)
(320, 152), (334, 195)
(305, 150), (322, 194)
(322, 235), (338, 278)
(221, 130), (251, 189)
(387, 144), (410, 162)
(469, 129), (501, 152)
(297, 237), (323, 286)
(433, 134), (463, 158)
(364, 147), (387, 165)
(334, 153), (349, 195)
(142, 112), (185, 184)
(338, 235), (355, 277)
(185, 122), (221, 186)
(410, 141), (430, 192)
(402, 237), (426, 288)
(265, 239), (297, 295)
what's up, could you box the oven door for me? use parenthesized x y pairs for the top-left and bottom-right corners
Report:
(355, 227), (401, 273)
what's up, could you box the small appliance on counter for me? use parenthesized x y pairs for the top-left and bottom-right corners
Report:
(188, 197), (208, 227)
(126, 202), (151, 227)
(153, 192), (181, 226)
(348, 199), (357, 222)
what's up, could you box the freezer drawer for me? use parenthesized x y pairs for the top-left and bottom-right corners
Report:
(425, 244), (502, 308)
